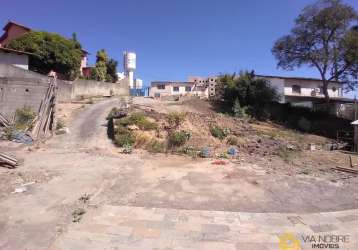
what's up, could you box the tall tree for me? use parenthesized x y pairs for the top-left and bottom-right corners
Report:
(272, 0), (358, 102)
(7, 31), (82, 80)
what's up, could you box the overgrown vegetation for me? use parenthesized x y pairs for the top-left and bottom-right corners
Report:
(168, 130), (191, 147)
(7, 31), (83, 80)
(209, 125), (229, 140)
(117, 113), (158, 130)
(146, 140), (166, 153)
(277, 145), (300, 163)
(114, 132), (135, 147)
(15, 107), (36, 130)
(215, 71), (279, 120)
(110, 112), (161, 152)
(226, 136), (238, 145)
(166, 112), (187, 128)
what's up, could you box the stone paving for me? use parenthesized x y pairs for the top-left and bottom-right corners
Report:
(51, 205), (358, 250)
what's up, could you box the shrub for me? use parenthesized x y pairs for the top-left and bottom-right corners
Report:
(56, 118), (65, 130)
(232, 99), (248, 118)
(226, 136), (238, 145)
(134, 133), (151, 148)
(117, 113), (158, 130)
(209, 125), (229, 140)
(3, 127), (16, 140)
(168, 130), (191, 147)
(146, 140), (165, 153)
(122, 144), (133, 154)
(166, 112), (187, 128)
(15, 107), (36, 130)
(114, 131), (134, 147)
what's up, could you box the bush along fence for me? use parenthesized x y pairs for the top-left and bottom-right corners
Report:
(264, 103), (352, 140)
(0, 77), (58, 144)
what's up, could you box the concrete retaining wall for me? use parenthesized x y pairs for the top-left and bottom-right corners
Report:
(70, 79), (129, 100)
(0, 64), (129, 118)
(0, 77), (49, 118)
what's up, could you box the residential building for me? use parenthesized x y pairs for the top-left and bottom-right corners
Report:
(0, 21), (89, 76)
(188, 76), (219, 97)
(256, 75), (344, 106)
(0, 47), (32, 70)
(150, 81), (195, 98)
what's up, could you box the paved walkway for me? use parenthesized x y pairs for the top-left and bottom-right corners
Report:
(52, 205), (358, 250)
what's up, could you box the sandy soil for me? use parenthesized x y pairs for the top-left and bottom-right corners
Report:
(0, 97), (357, 249)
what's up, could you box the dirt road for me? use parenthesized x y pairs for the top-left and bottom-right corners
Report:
(0, 97), (358, 250)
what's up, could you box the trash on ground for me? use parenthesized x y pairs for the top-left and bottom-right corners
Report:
(212, 160), (228, 165)
(200, 147), (211, 158)
(13, 132), (33, 145)
(227, 147), (237, 156)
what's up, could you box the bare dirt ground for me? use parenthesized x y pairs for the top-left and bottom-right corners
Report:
(0, 97), (358, 249)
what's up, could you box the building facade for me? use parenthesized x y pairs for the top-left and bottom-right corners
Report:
(188, 76), (219, 98)
(256, 75), (344, 107)
(0, 47), (31, 70)
(150, 81), (195, 98)
(0, 21), (89, 76)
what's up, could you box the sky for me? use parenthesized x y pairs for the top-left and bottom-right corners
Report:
(1, 0), (358, 93)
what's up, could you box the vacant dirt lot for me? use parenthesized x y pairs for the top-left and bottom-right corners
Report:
(0, 97), (358, 249)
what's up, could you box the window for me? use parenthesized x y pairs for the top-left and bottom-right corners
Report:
(319, 86), (324, 94)
(185, 86), (191, 92)
(173, 86), (179, 92)
(332, 86), (337, 92)
(157, 85), (165, 89)
(292, 85), (301, 94)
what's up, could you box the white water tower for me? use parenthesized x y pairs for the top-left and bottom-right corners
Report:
(124, 52), (136, 88)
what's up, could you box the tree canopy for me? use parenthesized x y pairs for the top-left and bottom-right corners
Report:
(216, 71), (279, 119)
(91, 49), (118, 83)
(7, 31), (83, 80)
(272, 0), (358, 101)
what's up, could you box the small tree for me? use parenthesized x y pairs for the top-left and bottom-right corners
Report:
(7, 31), (82, 80)
(106, 58), (119, 83)
(91, 49), (108, 81)
(91, 49), (118, 83)
(272, 0), (358, 102)
(216, 71), (279, 119)
(232, 98), (247, 118)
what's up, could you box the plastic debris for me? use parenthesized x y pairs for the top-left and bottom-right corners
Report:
(211, 160), (228, 165)
(13, 132), (33, 145)
(227, 147), (237, 156)
(200, 147), (211, 158)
